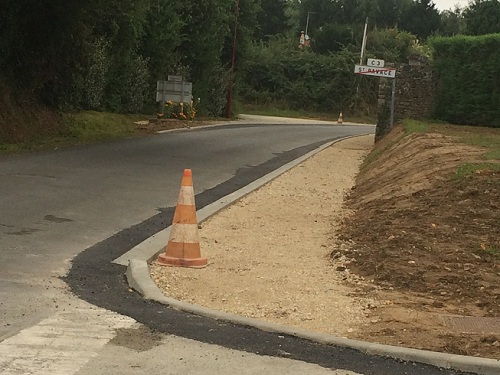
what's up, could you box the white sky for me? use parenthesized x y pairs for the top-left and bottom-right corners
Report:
(432, 0), (470, 11)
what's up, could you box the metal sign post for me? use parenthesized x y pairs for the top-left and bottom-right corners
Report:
(390, 77), (396, 128)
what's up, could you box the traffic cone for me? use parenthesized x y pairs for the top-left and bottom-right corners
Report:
(337, 112), (343, 124)
(157, 169), (207, 268)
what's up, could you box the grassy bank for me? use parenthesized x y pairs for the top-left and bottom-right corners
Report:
(0, 111), (147, 155)
(402, 119), (500, 177)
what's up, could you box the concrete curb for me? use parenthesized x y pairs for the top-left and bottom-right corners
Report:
(123, 133), (500, 375)
(126, 260), (499, 375)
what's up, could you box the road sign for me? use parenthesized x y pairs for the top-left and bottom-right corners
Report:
(167, 75), (183, 82)
(156, 80), (193, 103)
(354, 65), (396, 78)
(367, 58), (385, 68)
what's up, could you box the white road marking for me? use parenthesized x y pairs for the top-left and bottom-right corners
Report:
(0, 304), (135, 375)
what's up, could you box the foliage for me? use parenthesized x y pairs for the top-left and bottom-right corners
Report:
(400, 0), (440, 41)
(313, 23), (361, 54)
(237, 39), (378, 114)
(295, 0), (436, 42)
(366, 0), (413, 28)
(62, 111), (136, 141)
(78, 37), (111, 110)
(162, 100), (198, 120)
(437, 6), (466, 36)
(464, 0), (500, 36)
(366, 28), (417, 62)
(430, 34), (500, 127)
(256, 0), (289, 40)
(2, 0), (500, 145)
(0, 111), (140, 154)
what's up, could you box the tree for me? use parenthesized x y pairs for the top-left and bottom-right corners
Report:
(140, 2), (184, 82)
(366, 0), (414, 28)
(366, 28), (417, 62)
(437, 6), (466, 36)
(464, 0), (500, 35)
(313, 23), (360, 54)
(400, 0), (440, 41)
(256, 0), (289, 40)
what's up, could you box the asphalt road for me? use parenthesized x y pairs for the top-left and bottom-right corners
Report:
(0, 119), (476, 374)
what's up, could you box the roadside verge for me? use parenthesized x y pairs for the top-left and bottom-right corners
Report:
(124, 133), (499, 375)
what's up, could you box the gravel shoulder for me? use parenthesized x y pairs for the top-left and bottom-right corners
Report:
(150, 135), (375, 337)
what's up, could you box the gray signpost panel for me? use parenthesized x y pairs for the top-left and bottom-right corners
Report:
(156, 79), (193, 104)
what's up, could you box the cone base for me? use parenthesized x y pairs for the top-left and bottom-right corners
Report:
(156, 253), (207, 268)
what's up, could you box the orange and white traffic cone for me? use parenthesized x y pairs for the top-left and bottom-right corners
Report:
(337, 112), (343, 124)
(157, 169), (207, 268)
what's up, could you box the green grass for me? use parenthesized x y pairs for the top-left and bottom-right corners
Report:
(0, 111), (147, 155)
(484, 149), (500, 160)
(428, 124), (500, 154)
(482, 244), (499, 258)
(454, 162), (500, 179)
(402, 119), (430, 133)
(401, 119), (500, 177)
(62, 111), (141, 141)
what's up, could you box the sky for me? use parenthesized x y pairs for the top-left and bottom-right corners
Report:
(433, 0), (470, 11)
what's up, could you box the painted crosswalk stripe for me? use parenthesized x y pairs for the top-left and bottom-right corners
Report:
(0, 304), (136, 375)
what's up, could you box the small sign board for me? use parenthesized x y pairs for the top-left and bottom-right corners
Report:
(167, 75), (183, 82)
(156, 80), (193, 103)
(354, 65), (396, 78)
(367, 58), (385, 68)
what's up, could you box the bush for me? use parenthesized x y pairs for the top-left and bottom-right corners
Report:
(430, 34), (500, 127)
(237, 39), (378, 114)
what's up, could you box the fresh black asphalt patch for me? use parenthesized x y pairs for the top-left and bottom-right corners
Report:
(64, 135), (472, 375)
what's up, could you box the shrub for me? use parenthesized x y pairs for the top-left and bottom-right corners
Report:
(430, 34), (500, 127)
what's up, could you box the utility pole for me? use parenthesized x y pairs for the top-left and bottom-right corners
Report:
(356, 17), (369, 95)
(226, 0), (239, 118)
(305, 12), (316, 37)
(359, 17), (368, 65)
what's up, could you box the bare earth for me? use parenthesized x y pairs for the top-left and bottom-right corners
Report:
(150, 126), (499, 360)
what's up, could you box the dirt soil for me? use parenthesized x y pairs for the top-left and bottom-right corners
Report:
(150, 125), (499, 360)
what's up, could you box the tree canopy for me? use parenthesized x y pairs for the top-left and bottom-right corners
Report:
(464, 0), (500, 35)
(0, 0), (498, 118)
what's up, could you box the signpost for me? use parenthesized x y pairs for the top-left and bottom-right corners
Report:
(156, 76), (193, 117)
(354, 64), (396, 78)
(354, 59), (397, 127)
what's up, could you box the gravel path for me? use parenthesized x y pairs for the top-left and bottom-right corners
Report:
(150, 135), (376, 337)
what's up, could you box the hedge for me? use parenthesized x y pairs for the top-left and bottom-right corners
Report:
(431, 34), (500, 128)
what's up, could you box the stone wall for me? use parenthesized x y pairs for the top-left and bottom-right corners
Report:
(376, 62), (437, 140)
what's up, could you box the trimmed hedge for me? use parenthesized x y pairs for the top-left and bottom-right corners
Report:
(431, 34), (500, 128)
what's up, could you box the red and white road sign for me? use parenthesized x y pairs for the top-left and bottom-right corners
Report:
(354, 65), (396, 78)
